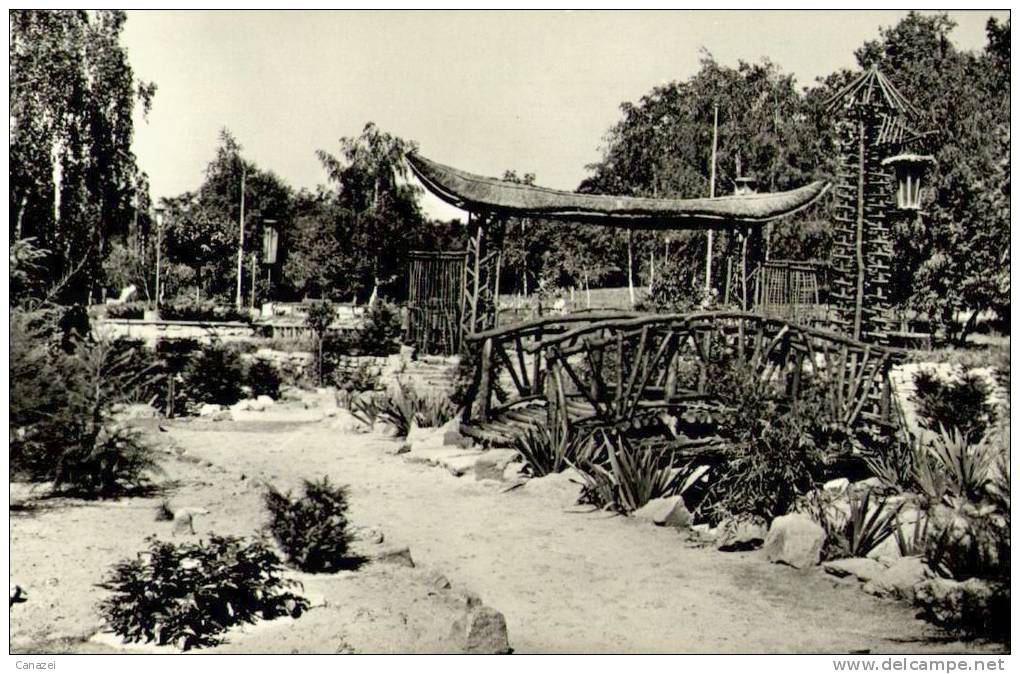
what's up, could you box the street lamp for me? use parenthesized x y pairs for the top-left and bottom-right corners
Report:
(881, 154), (935, 210)
(153, 207), (165, 318)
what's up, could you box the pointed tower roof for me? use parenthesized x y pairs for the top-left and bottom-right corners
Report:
(824, 66), (922, 119)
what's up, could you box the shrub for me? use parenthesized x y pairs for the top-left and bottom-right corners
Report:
(811, 488), (902, 560)
(354, 300), (402, 356)
(349, 393), (381, 429)
(334, 362), (381, 393)
(305, 301), (335, 386)
(572, 433), (708, 514)
(912, 369), (994, 444)
(11, 313), (161, 497)
(105, 302), (146, 319)
(376, 381), (458, 437)
(98, 535), (307, 650)
(513, 421), (591, 478)
(246, 359), (282, 400)
(180, 341), (245, 407)
(159, 301), (252, 323)
(264, 477), (355, 572)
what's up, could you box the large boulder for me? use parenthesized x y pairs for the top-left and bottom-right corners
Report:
(763, 513), (826, 569)
(331, 408), (371, 433)
(716, 516), (768, 551)
(522, 469), (585, 507)
(822, 557), (888, 583)
(914, 577), (1007, 636)
(632, 496), (692, 529)
(449, 606), (511, 654)
(863, 556), (935, 601)
(474, 449), (519, 481)
(197, 403), (222, 417)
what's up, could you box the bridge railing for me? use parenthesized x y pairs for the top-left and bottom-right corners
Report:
(464, 310), (905, 437)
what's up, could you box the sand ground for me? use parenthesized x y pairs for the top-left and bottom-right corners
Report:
(9, 413), (1004, 654)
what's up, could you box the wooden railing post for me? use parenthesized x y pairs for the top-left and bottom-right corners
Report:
(476, 336), (494, 422)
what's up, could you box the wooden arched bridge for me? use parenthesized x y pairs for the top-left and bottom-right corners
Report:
(459, 310), (903, 446)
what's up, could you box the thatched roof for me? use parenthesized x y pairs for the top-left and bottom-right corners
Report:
(406, 153), (830, 230)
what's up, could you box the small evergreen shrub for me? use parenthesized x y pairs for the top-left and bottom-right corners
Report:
(99, 535), (307, 651)
(264, 477), (355, 572)
(354, 300), (402, 356)
(181, 341), (245, 407)
(11, 312), (161, 497)
(246, 359), (282, 399)
(913, 370), (994, 443)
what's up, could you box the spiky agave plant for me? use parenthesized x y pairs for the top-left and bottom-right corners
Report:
(927, 425), (995, 502)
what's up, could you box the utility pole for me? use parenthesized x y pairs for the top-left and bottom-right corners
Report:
(705, 104), (719, 304)
(235, 165), (246, 309)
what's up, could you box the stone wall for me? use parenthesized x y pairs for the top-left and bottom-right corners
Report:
(94, 318), (256, 347)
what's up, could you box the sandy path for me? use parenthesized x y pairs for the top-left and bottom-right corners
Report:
(171, 420), (995, 654)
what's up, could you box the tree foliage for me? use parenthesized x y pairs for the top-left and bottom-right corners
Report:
(10, 10), (156, 302)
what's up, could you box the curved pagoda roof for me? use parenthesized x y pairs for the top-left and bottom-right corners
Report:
(406, 152), (830, 230)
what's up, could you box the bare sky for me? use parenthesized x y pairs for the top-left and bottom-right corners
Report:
(123, 9), (1007, 221)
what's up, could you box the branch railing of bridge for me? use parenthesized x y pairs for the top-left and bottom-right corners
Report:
(461, 310), (904, 444)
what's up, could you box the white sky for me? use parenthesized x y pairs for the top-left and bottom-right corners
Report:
(122, 9), (1008, 222)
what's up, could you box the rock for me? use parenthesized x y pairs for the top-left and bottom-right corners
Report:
(474, 449), (519, 481)
(444, 455), (480, 477)
(425, 570), (452, 591)
(331, 408), (370, 433)
(368, 545), (414, 568)
(822, 557), (887, 583)
(914, 577), (1006, 634)
(172, 513), (195, 536)
(632, 496), (692, 529)
(256, 394), (275, 407)
(112, 403), (158, 420)
(823, 477), (850, 494)
(449, 606), (511, 654)
(763, 513), (826, 569)
(197, 403), (222, 417)
(351, 526), (384, 545)
(502, 461), (527, 482)
(522, 469), (584, 507)
(863, 556), (935, 601)
(211, 410), (233, 422)
(716, 516), (768, 551)
(438, 417), (472, 449)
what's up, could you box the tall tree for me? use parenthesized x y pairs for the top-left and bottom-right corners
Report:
(162, 130), (293, 303)
(10, 10), (156, 303)
(315, 123), (425, 301)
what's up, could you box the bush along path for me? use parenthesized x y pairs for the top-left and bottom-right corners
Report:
(167, 414), (1005, 654)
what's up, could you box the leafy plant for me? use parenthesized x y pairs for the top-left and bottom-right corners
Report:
(572, 433), (704, 514)
(264, 477), (356, 572)
(11, 316), (162, 497)
(513, 421), (591, 478)
(349, 393), (381, 429)
(246, 359), (282, 400)
(912, 369), (994, 444)
(98, 535), (307, 650)
(180, 341), (245, 408)
(354, 300), (402, 356)
(894, 511), (930, 557)
(810, 488), (903, 560)
(376, 381), (457, 438)
(334, 361), (381, 393)
(926, 425), (995, 502)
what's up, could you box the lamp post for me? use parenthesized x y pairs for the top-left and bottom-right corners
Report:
(262, 219), (279, 304)
(881, 154), (935, 210)
(153, 207), (165, 318)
